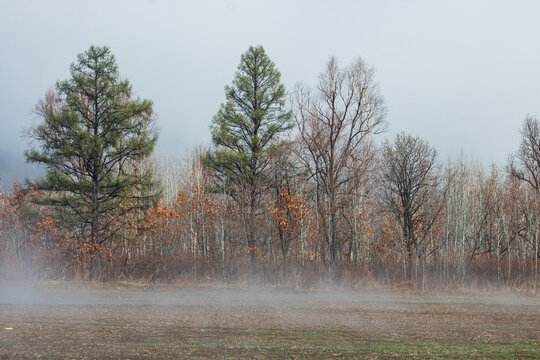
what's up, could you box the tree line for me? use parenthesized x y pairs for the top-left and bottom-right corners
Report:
(0, 45), (538, 289)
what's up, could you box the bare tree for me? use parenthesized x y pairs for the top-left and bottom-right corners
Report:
(267, 140), (303, 259)
(508, 116), (540, 193)
(508, 116), (540, 283)
(381, 132), (441, 282)
(293, 57), (386, 265)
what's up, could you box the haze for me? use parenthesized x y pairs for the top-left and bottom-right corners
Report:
(1, 0), (539, 188)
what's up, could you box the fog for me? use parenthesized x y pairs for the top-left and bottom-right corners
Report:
(1, 281), (538, 358)
(1, 282), (537, 308)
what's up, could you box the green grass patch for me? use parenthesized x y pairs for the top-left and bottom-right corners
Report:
(125, 328), (540, 359)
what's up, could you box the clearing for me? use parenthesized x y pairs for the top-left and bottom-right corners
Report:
(0, 283), (538, 359)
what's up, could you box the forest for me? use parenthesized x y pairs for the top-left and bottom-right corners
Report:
(0, 45), (538, 290)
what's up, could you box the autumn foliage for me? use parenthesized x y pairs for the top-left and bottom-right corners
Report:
(0, 150), (537, 290)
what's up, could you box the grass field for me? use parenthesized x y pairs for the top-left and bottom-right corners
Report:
(0, 283), (538, 359)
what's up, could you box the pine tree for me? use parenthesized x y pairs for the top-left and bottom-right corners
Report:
(25, 45), (160, 247)
(207, 45), (293, 258)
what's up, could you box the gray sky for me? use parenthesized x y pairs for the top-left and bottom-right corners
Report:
(1, 0), (539, 188)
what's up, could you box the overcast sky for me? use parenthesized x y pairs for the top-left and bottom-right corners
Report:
(1, 0), (539, 188)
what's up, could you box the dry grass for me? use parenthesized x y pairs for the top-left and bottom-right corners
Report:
(0, 283), (538, 359)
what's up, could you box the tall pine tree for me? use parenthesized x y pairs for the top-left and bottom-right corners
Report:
(25, 45), (160, 247)
(207, 45), (293, 259)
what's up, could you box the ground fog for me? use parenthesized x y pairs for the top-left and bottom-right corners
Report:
(0, 282), (538, 359)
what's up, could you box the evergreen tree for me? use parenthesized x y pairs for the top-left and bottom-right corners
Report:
(25, 45), (159, 246)
(207, 45), (293, 258)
